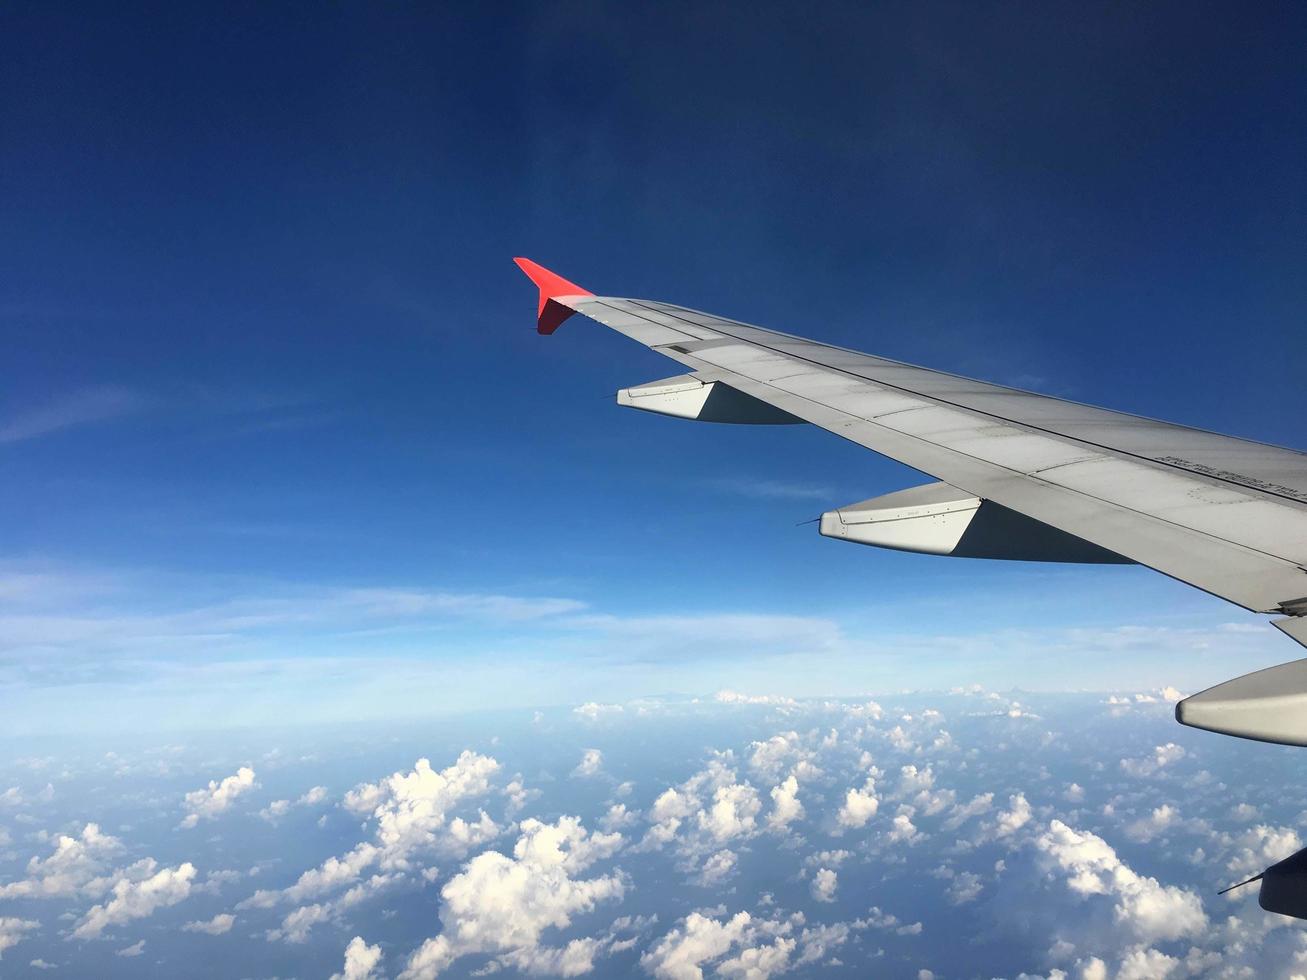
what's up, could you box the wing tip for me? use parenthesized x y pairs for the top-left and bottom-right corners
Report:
(513, 257), (593, 334)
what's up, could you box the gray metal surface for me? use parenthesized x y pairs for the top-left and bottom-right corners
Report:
(568, 294), (1307, 629)
(617, 372), (803, 424)
(1258, 848), (1307, 917)
(821, 481), (1132, 563)
(1176, 658), (1307, 745)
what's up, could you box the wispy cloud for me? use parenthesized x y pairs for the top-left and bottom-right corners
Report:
(563, 612), (844, 662)
(0, 385), (146, 444)
(0, 600), (583, 658)
(0, 565), (590, 663)
(0, 564), (125, 606)
(0, 557), (1291, 739)
(0, 382), (328, 448)
(337, 588), (585, 622)
(704, 477), (835, 502)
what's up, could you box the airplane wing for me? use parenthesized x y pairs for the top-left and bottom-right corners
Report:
(514, 257), (1307, 745)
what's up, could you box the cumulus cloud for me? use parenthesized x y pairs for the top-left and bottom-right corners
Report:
(893, 765), (935, 799)
(991, 794), (1032, 840)
(886, 811), (923, 845)
(72, 861), (197, 939)
(1119, 744), (1185, 779)
(643, 787), (697, 850)
(1033, 820), (1206, 946)
(0, 820), (205, 948)
(844, 700), (884, 720)
(600, 803), (638, 832)
(0, 823), (121, 899)
(1222, 823), (1302, 878)
(748, 732), (815, 781)
(699, 782), (762, 842)
(943, 793), (994, 831)
(714, 691), (797, 707)
(269, 902), (334, 944)
(1124, 805), (1186, 843)
(503, 777), (538, 818)
(13, 690), (1299, 977)
(0, 783), (53, 808)
(366, 754), (502, 865)
(180, 766), (257, 828)
(810, 867), (838, 903)
(0, 917), (38, 959)
(332, 936), (383, 980)
(639, 757), (764, 860)
(182, 913), (235, 935)
(572, 749), (604, 778)
(804, 849), (851, 869)
(697, 849), (738, 887)
(259, 785), (329, 823)
(1229, 802), (1259, 823)
(263, 873), (399, 944)
(243, 752), (502, 943)
(399, 816), (626, 978)
(835, 775), (879, 831)
(946, 871), (982, 905)
(642, 908), (865, 979)
(641, 911), (789, 980)
(573, 702), (624, 721)
(259, 799), (292, 822)
(767, 775), (804, 832)
(859, 907), (923, 936)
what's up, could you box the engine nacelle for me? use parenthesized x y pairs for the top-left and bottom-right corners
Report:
(617, 373), (803, 424)
(1176, 655), (1307, 746)
(819, 481), (1132, 563)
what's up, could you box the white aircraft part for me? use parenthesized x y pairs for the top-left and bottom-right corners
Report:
(821, 481), (1133, 562)
(565, 295), (1307, 620)
(821, 483), (982, 556)
(617, 374), (713, 419)
(1274, 614), (1307, 646)
(616, 372), (803, 424)
(1176, 657), (1307, 746)
(516, 258), (1307, 744)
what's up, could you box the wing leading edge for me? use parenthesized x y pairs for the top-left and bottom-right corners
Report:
(515, 259), (1307, 744)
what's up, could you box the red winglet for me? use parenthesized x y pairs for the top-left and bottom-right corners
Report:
(513, 257), (593, 334)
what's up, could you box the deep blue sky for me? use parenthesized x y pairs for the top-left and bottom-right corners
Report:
(1, 2), (1305, 730)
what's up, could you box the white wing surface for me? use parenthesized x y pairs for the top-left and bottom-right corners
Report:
(514, 258), (1307, 743)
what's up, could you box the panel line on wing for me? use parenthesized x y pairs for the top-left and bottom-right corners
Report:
(578, 297), (1307, 610)
(621, 299), (1307, 511)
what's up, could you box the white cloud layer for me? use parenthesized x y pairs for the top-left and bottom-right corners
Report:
(180, 766), (256, 828)
(20, 689), (1307, 976)
(72, 861), (197, 940)
(400, 816), (626, 978)
(182, 913), (235, 935)
(244, 751), (502, 943)
(0, 917), (38, 959)
(332, 936), (383, 980)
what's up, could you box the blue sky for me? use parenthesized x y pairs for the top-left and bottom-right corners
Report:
(4, 8), (1307, 978)
(2, 2), (1306, 733)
